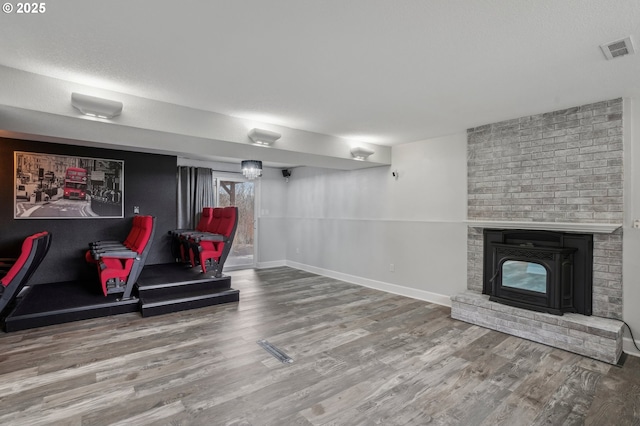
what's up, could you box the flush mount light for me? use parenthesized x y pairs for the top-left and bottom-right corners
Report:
(350, 147), (375, 160)
(248, 128), (281, 146)
(71, 92), (123, 119)
(241, 160), (263, 180)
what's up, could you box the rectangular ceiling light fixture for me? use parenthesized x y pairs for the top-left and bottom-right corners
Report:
(71, 92), (123, 119)
(350, 146), (375, 160)
(248, 128), (281, 146)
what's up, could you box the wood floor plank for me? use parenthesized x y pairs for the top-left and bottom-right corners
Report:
(0, 266), (638, 425)
(108, 400), (186, 426)
(530, 365), (602, 426)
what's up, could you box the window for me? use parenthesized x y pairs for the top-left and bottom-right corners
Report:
(216, 177), (256, 269)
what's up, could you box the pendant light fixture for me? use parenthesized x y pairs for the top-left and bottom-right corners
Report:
(241, 160), (263, 179)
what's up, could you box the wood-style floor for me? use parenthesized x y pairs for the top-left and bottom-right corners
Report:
(0, 267), (638, 425)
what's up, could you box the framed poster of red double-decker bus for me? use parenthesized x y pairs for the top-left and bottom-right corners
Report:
(14, 151), (124, 219)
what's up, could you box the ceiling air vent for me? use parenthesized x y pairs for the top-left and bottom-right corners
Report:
(600, 36), (635, 60)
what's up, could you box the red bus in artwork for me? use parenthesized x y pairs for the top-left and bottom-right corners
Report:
(63, 167), (88, 200)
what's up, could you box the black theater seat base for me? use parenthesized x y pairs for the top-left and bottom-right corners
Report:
(3, 281), (139, 332)
(136, 263), (239, 317)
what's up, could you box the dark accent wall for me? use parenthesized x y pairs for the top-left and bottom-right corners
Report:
(0, 137), (177, 284)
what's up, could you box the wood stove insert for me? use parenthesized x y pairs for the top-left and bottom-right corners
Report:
(482, 229), (593, 316)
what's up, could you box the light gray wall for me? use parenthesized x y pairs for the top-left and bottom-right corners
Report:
(283, 133), (469, 304)
(623, 98), (640, 355)
(257, 167), (288, 265)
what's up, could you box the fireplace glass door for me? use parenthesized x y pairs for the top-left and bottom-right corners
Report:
(501, 260), (547, 294)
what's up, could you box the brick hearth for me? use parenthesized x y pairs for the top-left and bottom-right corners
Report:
(451, 291), (623, 364)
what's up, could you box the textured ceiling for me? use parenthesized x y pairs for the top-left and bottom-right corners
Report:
(1, 0), (639, 145)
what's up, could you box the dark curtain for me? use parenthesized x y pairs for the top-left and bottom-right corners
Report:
(177, 166), (215, 228)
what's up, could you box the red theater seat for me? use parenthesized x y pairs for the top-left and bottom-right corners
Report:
(181, 207), (224, 262)
(87, 216), (155, 297)
(86, 215), (146, 263)
(188, 206), (238, 276)
(0, 232), (51, 314)
(168, 207), (214, 263)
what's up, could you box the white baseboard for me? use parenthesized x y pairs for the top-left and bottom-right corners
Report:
(256, 260), (287, 269)
(285, 260), (451, 307)
(623, 337), (640, 358)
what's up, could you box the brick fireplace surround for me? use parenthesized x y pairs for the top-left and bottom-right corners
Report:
(451, 99), (625, 364)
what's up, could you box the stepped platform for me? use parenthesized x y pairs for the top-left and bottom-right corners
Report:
(4, 281), (138, 332)
(137, 263), (239, 317)
(2, 263), (239, 332)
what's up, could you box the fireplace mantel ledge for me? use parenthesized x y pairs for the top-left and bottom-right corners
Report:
(465, 220), (621, 234)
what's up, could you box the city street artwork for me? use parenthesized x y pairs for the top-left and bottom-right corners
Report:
(14, 151), (124, 219)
